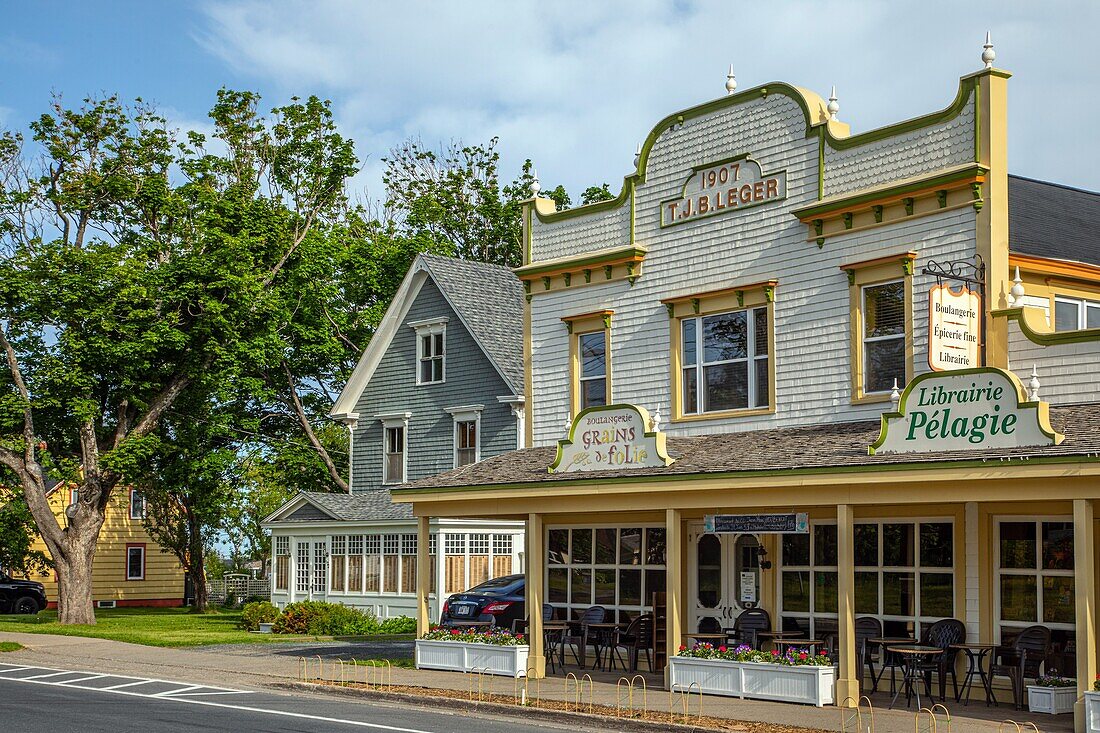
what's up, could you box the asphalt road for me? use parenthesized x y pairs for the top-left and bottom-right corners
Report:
(0, 665), (574, 733)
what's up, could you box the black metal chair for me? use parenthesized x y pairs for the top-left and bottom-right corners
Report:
(855, 616), (883, 691)
(562, 605), (607, 668)
(610, 613), (654, 672)
(725, 608), (771, 649)
(990, 625), (1052, 710)
(917, 618), (966, 701)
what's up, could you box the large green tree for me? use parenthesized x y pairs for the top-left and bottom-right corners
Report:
(0, 90), (357, 624)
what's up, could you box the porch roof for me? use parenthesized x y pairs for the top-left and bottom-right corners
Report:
(395, 403), (1100, 492)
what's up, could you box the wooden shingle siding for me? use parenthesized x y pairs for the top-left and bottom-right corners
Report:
(529, 90), (979, 445)
(1008, 322), (1100, 402)
(351, 277), (517, 492)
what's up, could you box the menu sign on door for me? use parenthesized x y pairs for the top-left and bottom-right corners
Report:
(928, 284), (981, 371)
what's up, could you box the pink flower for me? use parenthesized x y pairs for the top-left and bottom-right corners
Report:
(718, 646), (727, 652)
(771, 650), (779, 656)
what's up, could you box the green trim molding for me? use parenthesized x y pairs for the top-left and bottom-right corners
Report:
(995, 306), (1100, 346)
(513, 244), (648, 280)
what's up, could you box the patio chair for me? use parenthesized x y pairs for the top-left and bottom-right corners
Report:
(562, 605), (607, 667)
(917, 618), (965, 701)
(725, 608), (771, 649)
(855, 616), (883, 690)
(989, 625), (1052, 710)
(610, 613), (654, 672)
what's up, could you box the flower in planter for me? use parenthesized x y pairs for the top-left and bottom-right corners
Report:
(676, 642), (831, 666)
(1033, 671), (1076, 688)
(1095, 673), (1100, 692)
(420, 628), (526, 646)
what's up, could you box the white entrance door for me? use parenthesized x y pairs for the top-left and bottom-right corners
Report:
(687, 524), (762, 634)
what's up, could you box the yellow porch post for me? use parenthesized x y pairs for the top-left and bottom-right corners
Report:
(526, 512), (546, 678)
(416, 515), (431, 636)
(666, 508), (683, 686)
(836, 504), (858, 706)
(1074, 499), (1096, 733)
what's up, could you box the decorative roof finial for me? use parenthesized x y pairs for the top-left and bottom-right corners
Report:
(890, 378), (901, 409)
(1009, 265), (1025, 305)
(725, 64), (737, 95)
(982, 31), (996, 69)
(634, 144), (642, 168)
(1028, 365), (1041, 401)
(827, 86), (839, 121)
(529, 169), (541, 197)
(650, 406), (662, 432)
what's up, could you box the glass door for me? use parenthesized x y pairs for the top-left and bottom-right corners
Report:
(688, 525), (764, 633)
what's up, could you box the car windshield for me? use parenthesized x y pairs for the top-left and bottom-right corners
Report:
(469, 577), (520, 593)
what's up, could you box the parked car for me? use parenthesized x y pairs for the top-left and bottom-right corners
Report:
(0, 572), (47, 614)
(440, 574), (525, 630)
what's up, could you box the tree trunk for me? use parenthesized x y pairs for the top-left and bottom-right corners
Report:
(188, 509), (208, 612)
(53, 534), (98, 625)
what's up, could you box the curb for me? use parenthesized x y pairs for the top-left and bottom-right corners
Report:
(271, 680), (727, 733)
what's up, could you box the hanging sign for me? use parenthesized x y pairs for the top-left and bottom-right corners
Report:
(704, 513), (809, 534)
(549, 404), (674, 473)
(869, 367), (1063, 455)
(660, 154), (786, 227)
(739, 572), (758, 604)
(928, 284), (981, 371)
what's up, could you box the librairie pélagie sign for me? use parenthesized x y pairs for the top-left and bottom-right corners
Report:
(549, 404), (674, 473)
(704, 513), (809, 534)
(869, 368), (1063, 455)
(929, 284), (981, 371)
(660, 154), (786, 227)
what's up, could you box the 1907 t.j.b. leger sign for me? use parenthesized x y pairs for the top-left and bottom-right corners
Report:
(660, 154), (786, 227)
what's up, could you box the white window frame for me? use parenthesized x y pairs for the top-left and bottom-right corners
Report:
(296, 540), (311, 594)
(129, 489), (146, 520)
(274, 536), (290, 592)
(126, 545), (146, 581)
(577, 330), (607, 410)
(409, 317), (448, 385)
(993, 515), (1075, 642)
(1054, 295), (1100, 332)
(377, 412), (411, 485)
(861, 279), (906, 394)
(446, 404), (484, 468)
(681, 306), (769, 414)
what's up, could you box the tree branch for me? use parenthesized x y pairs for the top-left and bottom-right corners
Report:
(129, 371), (193, 440)
(282, 360), (349, 492)
(0, 321), (36, 467)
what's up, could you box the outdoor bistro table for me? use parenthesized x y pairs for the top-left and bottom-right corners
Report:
(585, 622), (624, 670)
(755, 630), (803, 649)
(869, 637), (918, 694)
(887, 645), (944, 710)
(950, 642), (998, 706)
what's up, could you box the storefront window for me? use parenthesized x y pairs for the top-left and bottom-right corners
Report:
(997, 519), (1074, 640)
(681, 307), (769, 413)
(547, 525), (667, 622)
(862, 281), (905, 393)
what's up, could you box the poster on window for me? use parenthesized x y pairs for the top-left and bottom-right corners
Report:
(928, 284), (981, 371)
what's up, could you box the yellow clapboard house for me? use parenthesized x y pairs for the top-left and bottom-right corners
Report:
(23, 486), (187, 608)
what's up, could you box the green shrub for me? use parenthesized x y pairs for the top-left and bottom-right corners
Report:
(272, 601), (331, 634)
(379, 616), (416, 634)
(240, 601), (280, 631)
(306, 603), (379, 636)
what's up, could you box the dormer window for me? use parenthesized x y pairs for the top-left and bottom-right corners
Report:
(409, 317), (448, 385)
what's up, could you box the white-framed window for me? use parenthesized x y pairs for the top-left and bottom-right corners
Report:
(681, 307), (769, 413)
(547, 525), (667, 624)
(330, 535), (347, 593)
(1054, 296), (1100, 331)
(446, 405), (483, 468)
(129, 489), (146, 520)
(69, 488), (78, 506)
(995, 518), (1074, 648)
(347, 535), (364, 593)
(274, 536), (290, 591)
(312, 540), (328, 593)
(401, 534), (418, 593)
(383, 534), (400, 594)
(410, 317), (447, 384)
(578, 330), (607, 410)
(440, 532), (518, 594)
(296, 541), (311, 593)
(376, 412), (411, 485)
(365, 535), (381, 593)
(779, 519), (954, 639)
(862, 280), (906, 393)
(126, 545), (146, 580)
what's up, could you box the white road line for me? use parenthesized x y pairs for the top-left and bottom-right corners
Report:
(58, 674), (106, 684)
(0, 666), (35, 674)
(164, 690), (251, 696)
(102, 679), (159, 690)
(156, 684), (204, 696)
(0, 673), (442, 733)
(20, 670), (83, 680)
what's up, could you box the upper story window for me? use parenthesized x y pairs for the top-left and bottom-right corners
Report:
(446, 405), (484, 468)
(409, 317), (447, 385)
(681, 307), (769, 414)
(562, 311), (613, 415)
(843, 252), (914, 403)
(862, 281), (906, 394)
(129, 489), (146, 520)
(376, 411), (411, 485)
(1054, 296), (1100, 331)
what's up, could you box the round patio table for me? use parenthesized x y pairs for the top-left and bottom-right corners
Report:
(683, 632), (728, 646)
(543, 621), (569, 670)
(868, 636), (917, 694)
(755, 630), (802, 648)
(950, 642), (998, 706)
(586, 622), (624, 671)
(773, 639), (826, 654)
(887, 645), (943, 710)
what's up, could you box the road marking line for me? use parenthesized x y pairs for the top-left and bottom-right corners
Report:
(0, 666), (35, 674)
(164, 690), (251, 696)
(20, 671), (83, 680)
(58, 674), (107, 684)
(156, 684), (204, 696)
(102, 679), (159, 690)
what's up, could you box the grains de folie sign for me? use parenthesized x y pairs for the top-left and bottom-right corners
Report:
(869, 367), (1063, 455)
(549, 404), (675, 473)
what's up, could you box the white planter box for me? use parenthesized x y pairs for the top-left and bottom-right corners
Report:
(1027, 684), (1076, 715)
(415, 640), (529, 678)
(1085, 690), (1100, 731)
(669, 656), (835, 707)
(257, 623), (273, 634)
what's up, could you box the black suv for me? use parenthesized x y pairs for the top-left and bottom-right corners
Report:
(0, 572), (47, 614)
(440, 574), (525, 630)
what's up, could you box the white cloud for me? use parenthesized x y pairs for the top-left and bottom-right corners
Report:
(197, 0), (1100, 196)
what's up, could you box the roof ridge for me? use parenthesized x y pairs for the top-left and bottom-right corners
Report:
(1009, 173), (1100, 198)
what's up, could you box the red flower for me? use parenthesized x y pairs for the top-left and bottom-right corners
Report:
(679, 645), (687, 651)
(799, 652), (808, 660)
(771, 650), (779, 656)
(516, 634), (524, 640)
(718, 646), (727, 652)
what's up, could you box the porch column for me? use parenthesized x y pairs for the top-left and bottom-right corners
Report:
(836, 504), (858, 706)
(1074, 499), (1096, 733)
(416, 516), (431, 636)
(666, 508), (683, 685)
(526, 512), (546, 678)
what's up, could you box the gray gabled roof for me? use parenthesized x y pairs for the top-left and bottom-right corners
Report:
(298, 490), (412, 521)
(418, 253), (525, 391)
(1009, 175), (1100, 266)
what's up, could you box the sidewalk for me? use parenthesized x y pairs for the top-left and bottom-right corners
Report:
(0, 632), (1068, 733)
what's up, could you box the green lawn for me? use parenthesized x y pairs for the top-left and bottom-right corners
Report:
(0, 641), (24, 652)
(0, 607), (326, 648)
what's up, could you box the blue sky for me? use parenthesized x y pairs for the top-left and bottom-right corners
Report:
(3, 1), (1098, 200)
